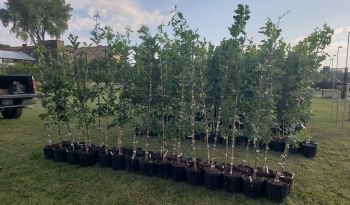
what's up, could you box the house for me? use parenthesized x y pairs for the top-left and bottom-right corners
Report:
(0, 40), (111, 64)
(0, 50), (35, 67)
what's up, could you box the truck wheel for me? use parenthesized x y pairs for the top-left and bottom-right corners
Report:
(1, 108), (23, 119)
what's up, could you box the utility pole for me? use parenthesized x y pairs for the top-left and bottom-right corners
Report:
(343, 32), (349, 99)
(332, 55), (336, 89)
(346, 32), (350, 121)
(336, 46), (342, 82)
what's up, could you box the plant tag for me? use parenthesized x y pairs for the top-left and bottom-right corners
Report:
(163, 150), (168, 157)
(66, 149), (68, 152)
(249, 176), (253, 183)
(110, 151), (114, 156)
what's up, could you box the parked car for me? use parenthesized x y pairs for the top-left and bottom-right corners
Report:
(0, 75), (37, 119)
(313, 79), (349, 91)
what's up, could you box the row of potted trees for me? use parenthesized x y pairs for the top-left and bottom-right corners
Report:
(39, 4), (332, 203)
(190, 133), (318, 158)
(43, 139), (293, 203)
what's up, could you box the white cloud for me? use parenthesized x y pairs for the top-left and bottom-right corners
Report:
(0, 0), (170, 46)
(66, 0), (170, 32)
(0, 24), (24, 46)
(326, 41), (347, 52)
(292, 35), (306, 43)
(69, 16), (94, 31)
(334, 27), (344, 35)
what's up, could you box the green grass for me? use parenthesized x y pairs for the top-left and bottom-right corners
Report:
(0, 97), (349, 205)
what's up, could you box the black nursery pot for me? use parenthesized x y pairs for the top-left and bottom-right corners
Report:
(280, 171), (294, 193)
(223, 169), (243, 193)
(67, 149), (80, 165)
(185, 166), (203, 186)
(242, 174), (265, 198)
(198, 161), (211, 170)
(156, 160), (172, 179)
(236, 164), (254, 174)
(125, 155), (139, 172)
(99, 150), (112, 168)
(53, 147), (67, 162)
(171, 161), (187, 182)
(301, 141), (317, 158)
(139, 158), (157, 177)
(111, 154), (125, 170)
(79, 150), (97, 167)
(122, 147), (134, 156)
(43, 145), (54, 160)
(203, 167), (223, 190)
(269, 138), (286, 152)
(235, 135), (248, 146)
(265, 178), (289, 203)
(256, 167), (275, 179)
(216, 163), (230, 172)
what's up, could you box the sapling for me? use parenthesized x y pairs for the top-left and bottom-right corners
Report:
(176, 79), (185, 165)
(229, 94), (239, 174)
(68, 34), (95, 153)
(199, 66), (210, 164)
(144, 55), (153, 161)
(45, 119), (52, 146)
(90, 21), (106, 147)
(190, 53), (198, 171)
(210, 93), (223, 170)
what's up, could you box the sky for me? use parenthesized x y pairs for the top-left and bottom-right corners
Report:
(0, 0), (350, 68)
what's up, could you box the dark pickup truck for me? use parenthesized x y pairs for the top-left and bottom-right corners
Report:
(0, 75), (37, 119)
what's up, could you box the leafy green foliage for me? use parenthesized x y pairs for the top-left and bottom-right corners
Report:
(0, 0), (72, 45)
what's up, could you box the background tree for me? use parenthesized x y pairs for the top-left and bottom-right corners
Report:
(0, 0), (72, 46)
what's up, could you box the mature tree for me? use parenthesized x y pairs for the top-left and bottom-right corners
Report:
(0, 0), (72, 45)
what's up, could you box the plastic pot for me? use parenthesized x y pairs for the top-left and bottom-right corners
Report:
(256, 167), (275, 179)
(43, 145), (54, 160)
(99, 150), (112, 168)
(242, 174), (265, 198)
(61, 141), (71, 148)
(203, 167), (223, 190)
(194, 132), (205, 141)
(198, 161), (211, 170)
(223, 169), (243, 193)
(171, 161), (187, 182)
(139, 158), (157, 177)
(235, 135), (248, 146)
(269, 138), (286, 152)
(79, 150), (97, 167)
(111, 154), (125, 170)
(156, 160), (172, 179)
(301, 141), (317, 158)
(53, 147), (67, 162)
(185, 166), (203, 186)
(125, 155), (139, 172)
(280, 171), (294, 193)
(265, 178), (289, 203)
(236, 164), (254, 174)
(122, 147), (134, 156)
(67, 149), (80, 165)
(216, 163), (230, 172)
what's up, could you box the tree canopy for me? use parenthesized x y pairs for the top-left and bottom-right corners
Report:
(0, 0), (72, 45)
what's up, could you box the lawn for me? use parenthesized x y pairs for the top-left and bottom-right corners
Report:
(0, 97), (349, 205)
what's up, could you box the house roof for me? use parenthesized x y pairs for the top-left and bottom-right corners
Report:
(0, 50), (35, 61)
